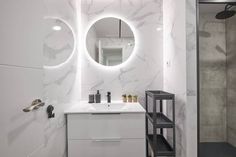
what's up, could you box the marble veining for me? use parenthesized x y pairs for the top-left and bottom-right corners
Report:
(80, 0), (163, 103)
(163, 0), (187, 156)
(0, 0), (199, 156)
(186, 0), (197, 156)
(163, 0), (198, 157)
(39, 0), (78, 156)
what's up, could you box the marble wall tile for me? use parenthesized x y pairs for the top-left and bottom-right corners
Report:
(40, 0), (78, 156)
(0, 0), (200, 157)
(186, 0), (197, 155)
(163, 0), (187, 156)
(186, 0), (198, 151)
(80, 0), (163, 105)
(164, 0), (199, 156)
(0, 0), (78, 156)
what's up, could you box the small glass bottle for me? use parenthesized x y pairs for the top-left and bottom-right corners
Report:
(128, 95), (132, 103)
(122, 94), (127, 103)
(95, 90), (101, 103)
(133, 95), (138, 103)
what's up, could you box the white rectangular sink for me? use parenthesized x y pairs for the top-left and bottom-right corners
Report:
(64, 101), (145, 114)
(90, 103), (128, 110)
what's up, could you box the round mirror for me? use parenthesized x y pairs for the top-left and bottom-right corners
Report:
(86, 17), (135, 66)
(44, 17), (75, 67)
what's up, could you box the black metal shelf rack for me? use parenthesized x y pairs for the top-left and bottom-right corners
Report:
(145, 90), (176, 157)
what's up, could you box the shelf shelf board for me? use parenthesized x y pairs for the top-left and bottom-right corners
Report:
(146, 113), (174, 128)
(147, 134), (175, 156)
(146, 90), (174, 99)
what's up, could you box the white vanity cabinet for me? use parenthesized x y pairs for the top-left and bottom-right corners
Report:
(65, 102), (146, 157)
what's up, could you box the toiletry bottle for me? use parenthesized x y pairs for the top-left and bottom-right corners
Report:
(95, 90), (101, 103)
(122, 94), (127, 103)
(88, 94), (94, 103)
(133, 95), (138, 102)
(128, 95), (132, 102)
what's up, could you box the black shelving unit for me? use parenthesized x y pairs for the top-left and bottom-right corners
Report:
(145, 90), (176, 157)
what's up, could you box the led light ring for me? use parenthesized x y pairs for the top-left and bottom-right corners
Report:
(43, 16), (77, 70)
(84, 14), (138, 70)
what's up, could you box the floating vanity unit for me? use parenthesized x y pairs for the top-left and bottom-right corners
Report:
(65, 101), (146, 157)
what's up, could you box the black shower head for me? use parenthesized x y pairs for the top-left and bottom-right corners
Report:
(215, 4), (236, 20)
(216, 10), (236, 19)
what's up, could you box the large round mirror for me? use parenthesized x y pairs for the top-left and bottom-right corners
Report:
(86, 17), (135, 66)
(44, 17), (75, 67)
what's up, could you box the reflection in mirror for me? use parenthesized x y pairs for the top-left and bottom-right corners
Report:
(86, 17), (135, 66)
(44, 17), (74, 67)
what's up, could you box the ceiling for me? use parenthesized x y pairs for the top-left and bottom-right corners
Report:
(199, 4), (226, 13)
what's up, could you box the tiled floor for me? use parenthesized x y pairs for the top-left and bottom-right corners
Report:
(200, 142), (236, 157)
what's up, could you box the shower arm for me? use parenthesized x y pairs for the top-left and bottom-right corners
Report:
(225, 4), (236, 10)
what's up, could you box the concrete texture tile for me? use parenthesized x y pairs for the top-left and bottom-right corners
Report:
(200, 125), (226, 142)
(226, 14), (236, 147)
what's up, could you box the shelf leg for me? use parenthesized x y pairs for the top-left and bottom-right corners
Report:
(160, 99), (163, 135)
(145, 93), (148, 157)
(153, 98), (157, 156)
(172, 96), (176, 156)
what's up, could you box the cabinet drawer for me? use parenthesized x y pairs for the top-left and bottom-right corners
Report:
(68, 139), (145, 157)
(67, 113), (145, 139)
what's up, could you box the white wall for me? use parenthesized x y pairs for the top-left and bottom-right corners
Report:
(163, 0), (187, 156)
(186, 0), (197, 156)
(163, 0), (197, 157)
(0, 0), (198, 156)
(0, 0), (78, 156)
(0, 1), (45, 156)
(42, 0), (78, 156)
(79, 0), (163, 105)
(0, 0), (44, 68)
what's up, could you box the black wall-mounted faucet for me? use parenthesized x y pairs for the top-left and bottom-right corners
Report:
(107, 92), (111, 103)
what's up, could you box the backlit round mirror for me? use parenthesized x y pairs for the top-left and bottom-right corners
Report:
(44, 17), (75, 67)
(86, 17), (135, 66)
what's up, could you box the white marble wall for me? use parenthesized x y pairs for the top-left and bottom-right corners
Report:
(163, 0), (187, 156)
(79, 0), (163, 104)
(42, 0), (78, 156)
(186, 0), (197, 156)
(163, 0), (198, 157)
(0, 0), (198, 157)
(0, 0), (78, 157)
(44, 18), (75, 67)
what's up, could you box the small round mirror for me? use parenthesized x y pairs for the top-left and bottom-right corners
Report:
(86, 17), (135, 66)
(44, 17), (75, 67)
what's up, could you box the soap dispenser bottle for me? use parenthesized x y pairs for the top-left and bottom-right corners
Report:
(95, 90), (101, 103)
